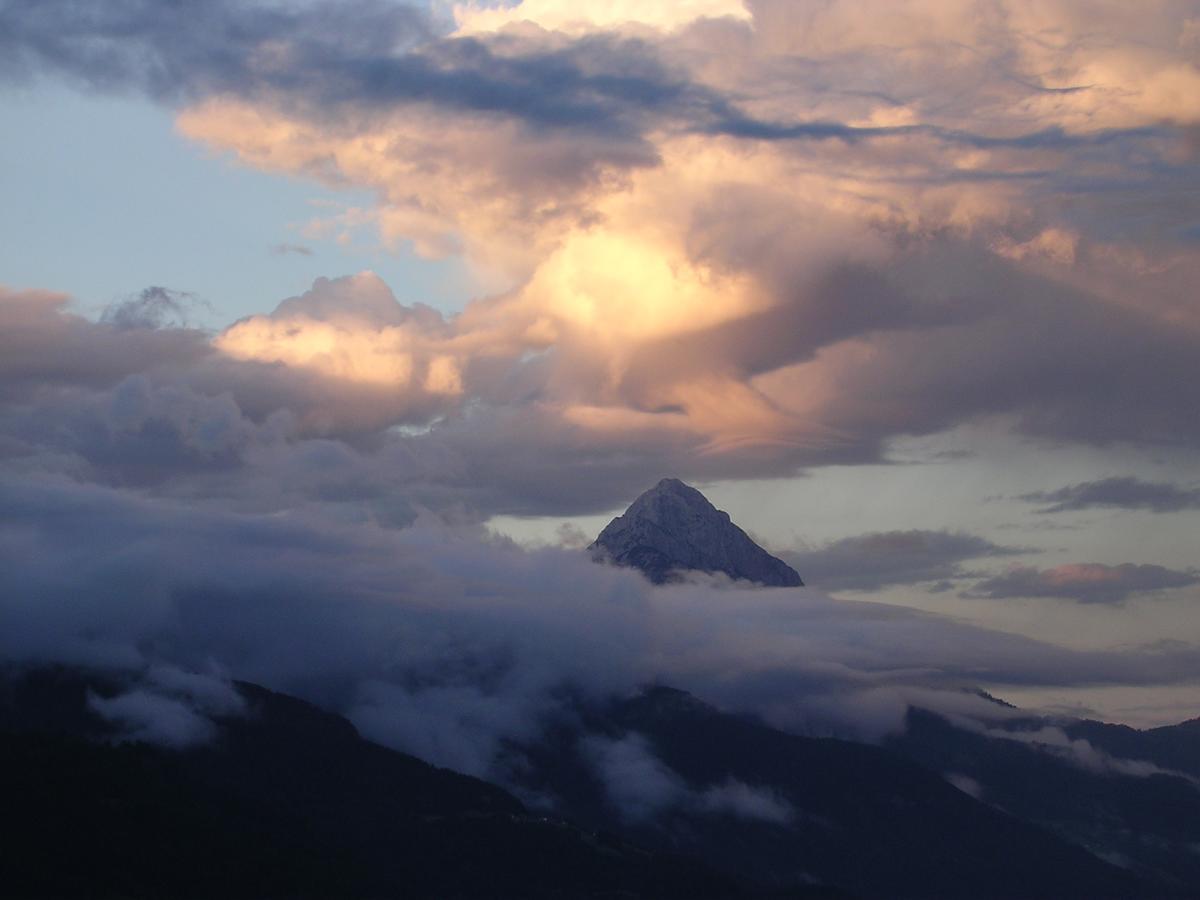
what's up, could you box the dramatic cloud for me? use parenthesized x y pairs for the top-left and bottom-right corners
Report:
(0, 286), (209, 398)
(3, 1), (1200, 519)
(1019, 477), (1200, 514)
(0, 0), (431, 102)
(216, 273), (466, 394)
(783, 530), (1021, 592)
(3, 472), (1199, 782)
(966, 564), (1200, 605)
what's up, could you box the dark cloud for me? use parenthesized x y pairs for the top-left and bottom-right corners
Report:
(706, 114), (1172, 153)
(965, 563), (1200, 604)
(782, 530), (1022, 593)
(1018, 477), (1200, 514)
(0, 0), (706, 143)
(5, 471), (1199, 775)
(100, 286), (205, 331)
(0, 0), (1174, 178)
(0, 0), (429, 102)
(0, 287), (210, 399)
(756, 244), (1200, 452)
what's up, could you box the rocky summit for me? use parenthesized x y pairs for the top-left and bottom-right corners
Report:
(589, 478), (803, 587)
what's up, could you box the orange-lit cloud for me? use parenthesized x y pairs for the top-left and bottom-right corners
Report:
(6, 0), (1200, 511)
(452, 0), (750, 35)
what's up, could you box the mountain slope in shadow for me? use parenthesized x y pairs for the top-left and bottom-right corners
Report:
(0, 667), (835, 899)
(509, 686), (1163, 900)
(887, 705), (1200, 892)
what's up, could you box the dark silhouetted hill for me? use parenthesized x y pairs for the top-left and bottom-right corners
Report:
(0, 667), (835, 899)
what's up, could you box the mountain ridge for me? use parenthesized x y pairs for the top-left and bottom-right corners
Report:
(0, 665), (825, 899)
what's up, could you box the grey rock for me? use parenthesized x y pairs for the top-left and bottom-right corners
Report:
(589, 478), (803, 587)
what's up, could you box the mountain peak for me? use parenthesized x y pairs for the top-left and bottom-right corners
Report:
(589, 479), (803, 587)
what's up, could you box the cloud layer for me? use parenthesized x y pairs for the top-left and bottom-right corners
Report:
(1019, 477), (1200, 514)
(965, 563), (1200, 605)
(5, 472), (1200, 778)
(783, 530), (1021, 593)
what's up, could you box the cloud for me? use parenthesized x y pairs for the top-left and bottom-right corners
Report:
(965, 563), (1200, 604)
(584, 731), (795, 824)
(3, 0), (1200, 515)
(0, 276), (477, 464)
(585, 733), (689, 822)
(3, 472), (1199, 781)
(215, 272), (466, 395)
(271, 243), (313, 257)
(584, 730), (794, 825)
(1018, 477), (1200, 514)
(88, 689), (218, 748)
(0, 0), (431, 103)
(100, 286), (206, 331)
(945, 773), (983, 799)
(977, 722), (1198, 782)
(0, 286), (209, 398)
(85, 664), (245, 748)
(696, 777), (793, 824)
(452, 0), (752, 36)
(782, 530), (1022, 592)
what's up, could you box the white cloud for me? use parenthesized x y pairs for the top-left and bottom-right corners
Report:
(452, 0), (751, 36)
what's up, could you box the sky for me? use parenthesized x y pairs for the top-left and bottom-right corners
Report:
(2, 0), (1199, 769)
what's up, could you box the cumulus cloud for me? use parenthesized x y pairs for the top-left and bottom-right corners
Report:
(216, 272), (466, 395)
(0, 286), (209, 398)
(782, 530), (1022, 592)
(965, 563), (1200, 604)
(1019, 477), (1200, 514)
(159, 0), (1200, 469)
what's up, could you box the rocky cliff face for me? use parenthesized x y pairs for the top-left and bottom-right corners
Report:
(589, 478), (803, 587)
